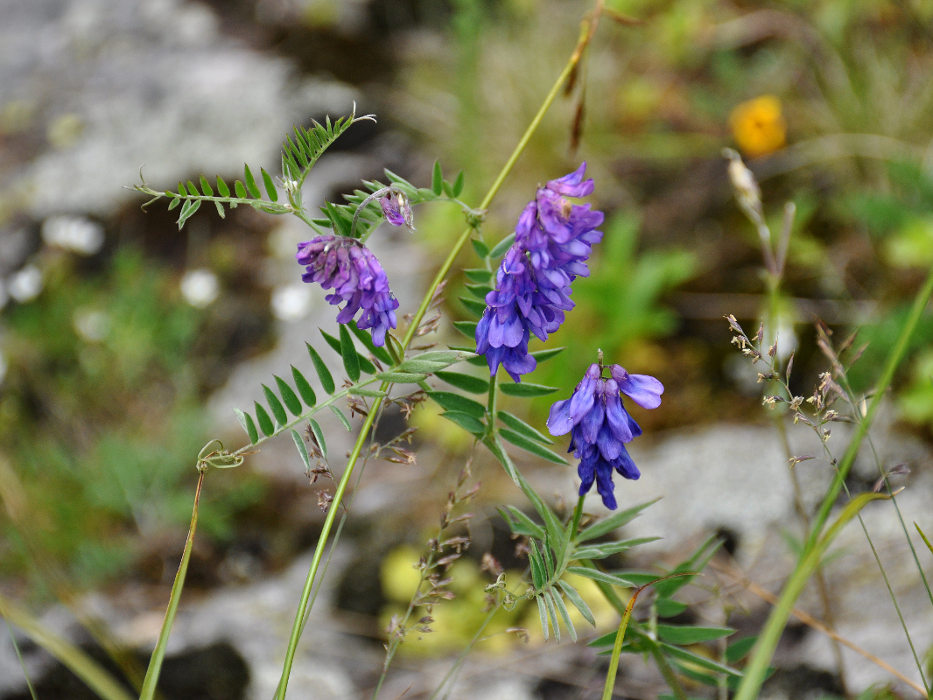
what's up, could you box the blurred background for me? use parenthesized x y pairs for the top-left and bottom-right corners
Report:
(1, 0), (932, 697)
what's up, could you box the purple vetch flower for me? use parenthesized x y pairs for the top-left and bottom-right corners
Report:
(379, 191), (414, 230)
(475, 163), (604, 382)
(547, 363), (663, 509)
(296, 234), (399, 346)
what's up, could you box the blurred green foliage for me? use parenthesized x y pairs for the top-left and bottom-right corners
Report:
(0, 249), (265, 592)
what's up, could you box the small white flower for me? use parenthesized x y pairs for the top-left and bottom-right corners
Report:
(271, 282), (313, 321)
(41, 215), (105, 255)
(180, 268), (220, 309)
(8, 265), (43, 303)
(73, 309), (109, 342)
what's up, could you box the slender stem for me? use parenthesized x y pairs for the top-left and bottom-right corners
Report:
(140, 470), (205, 700)
(601, 585), (641, 700)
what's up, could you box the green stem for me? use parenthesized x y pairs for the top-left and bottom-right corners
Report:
(602, 586), (639, 700)
(140, 470), (205, 700)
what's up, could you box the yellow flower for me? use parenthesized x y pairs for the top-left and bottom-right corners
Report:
(729, 95), (786, 157)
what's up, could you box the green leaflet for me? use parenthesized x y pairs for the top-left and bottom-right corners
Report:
(307, 343), (335, 394)
(291, 365), (317, 407)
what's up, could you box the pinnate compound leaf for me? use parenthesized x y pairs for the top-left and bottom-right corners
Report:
(254, 401), (275, 437)
(291, 365), (317, 407)
(307, 343), (335, 394)
(274, 375), (302, 416)
(235, 408), (259, 444)
(262, 384), (288, 426)
(320, 329), (375, 375)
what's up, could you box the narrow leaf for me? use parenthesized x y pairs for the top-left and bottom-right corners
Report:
(339, 324), (360, 381)
(261, 168), (278, 202)
(551, 589), (576, 642)
(426, 391), (486, 418)
(499, 382), (558, 398)
(489, 232), (516, 259)
(572, 537), (661, 560)
(543, 587), (561, 642)
(434, 370), (489, 394)
(308, 418), (327, 458)
(254, 401), (275, 437)
(290, 429), (312, 472)
(186, 180), (200, 196)
(458, 296), (488, 317)
(529, 541), (546, 590)
(452, 170), (464, 197)
(235, 408), (259, 444)
(244, 164), (261, 198)
(431, 160), (443, 195)
(262, 384), (288, 426)
(536, 595), (549, 641)
(464, 268), (492, 284)
(577, 498), (661, 542)
(441, 411), (485, 436)
(656, 624), (734, 645)
(471, 238), (490, 259)
(498, 505), (545, 539)
(529, 347), (565, 363)
(500, 429), (566, 465)
(565, 566), (635, 589)
(453, 320), (478, 338)
(329, 405), (353, 432)
(214, 201), (225, 218)
(655, 598), (688, 618)
(376, 371), (427, 383)
(234, 180), (247, 199)
(725, 636), (758, 663)
(557, 580), (595, 627)
(216, 175), (230, 197)
(274, 375), (302, 416)
(497, 410), (552, 444)
(291, 365), (317, 407)
(660, 643), (743, 678)
(349, 320), (393, 365)
(198, 174), (213, 196)
(307, 343), (335, 394)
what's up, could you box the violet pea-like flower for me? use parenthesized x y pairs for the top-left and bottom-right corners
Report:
(475, 163), (604, 382)
(547, 363), (663, 510)
(296, 234), (399, 346)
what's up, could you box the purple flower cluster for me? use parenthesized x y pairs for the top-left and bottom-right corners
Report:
(548, 364), (663, 509)
(296, 235), (399, 346)
(475, 164), (604, 382)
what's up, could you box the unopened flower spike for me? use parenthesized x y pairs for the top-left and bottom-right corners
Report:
(351, 185), (415, 240)
(295, 235), (399, 346)
(547, 358), (663, 510)
(475, 163), (604, 382)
